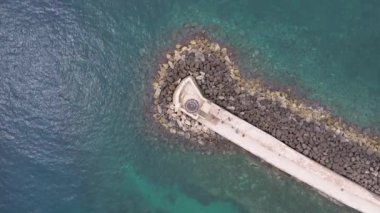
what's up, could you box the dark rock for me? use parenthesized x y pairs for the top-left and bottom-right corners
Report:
(155, 43), (380, 196)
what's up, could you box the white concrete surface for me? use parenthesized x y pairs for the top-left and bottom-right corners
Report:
(173, 76), (380, 213)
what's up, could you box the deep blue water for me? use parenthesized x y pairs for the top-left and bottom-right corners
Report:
(1, 0), (379, 212)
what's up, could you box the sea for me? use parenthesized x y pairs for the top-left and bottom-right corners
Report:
(1, 0), (379, 212)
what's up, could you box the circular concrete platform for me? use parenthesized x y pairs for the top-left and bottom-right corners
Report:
(185, 99), (200, 113)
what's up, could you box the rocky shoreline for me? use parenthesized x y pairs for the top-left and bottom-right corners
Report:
(152, 37), (380, 195)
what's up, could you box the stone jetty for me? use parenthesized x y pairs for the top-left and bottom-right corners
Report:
(152, 38), (380, 198)
(173, 76), (380, 213)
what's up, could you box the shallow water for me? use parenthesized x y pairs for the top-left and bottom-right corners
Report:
(1, 0), (379, 212)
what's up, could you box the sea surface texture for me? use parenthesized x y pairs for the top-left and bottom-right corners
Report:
(1, 0), (379, 213)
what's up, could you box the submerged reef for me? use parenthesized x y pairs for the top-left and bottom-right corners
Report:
(152, 37), (380, 195)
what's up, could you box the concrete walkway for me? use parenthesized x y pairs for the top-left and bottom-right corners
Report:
(173, 76), (380, 213)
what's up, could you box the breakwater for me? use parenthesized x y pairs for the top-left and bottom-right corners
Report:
(152, 37), (380, 196)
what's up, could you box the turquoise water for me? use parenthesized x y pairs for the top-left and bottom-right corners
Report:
(1, 0), (379, 212)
